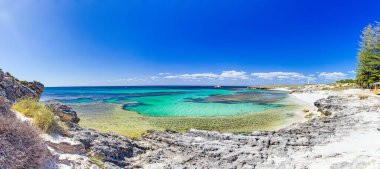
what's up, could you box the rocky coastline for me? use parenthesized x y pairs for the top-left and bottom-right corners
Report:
(1, 68), (380, 169)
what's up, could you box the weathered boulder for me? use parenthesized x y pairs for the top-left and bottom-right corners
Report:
(0, 97), (12, 117)
(45, 140), (86, 154)
(104, 162), (123, 169)
(70, 126), (145, 167)
(0, 69), (44, 103)
(46, 103), (80, 123)
(314, 96), (346, 116)
(0, 70), (4, 81)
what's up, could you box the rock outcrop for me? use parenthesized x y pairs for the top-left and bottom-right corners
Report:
(68, 125), (145, 167)
(46, 103), (80, 123)
(0, 68), (145, 168)
(314, 96), (347, 116)
(0, 69), (44, 103)
(0, 97), (12, 117)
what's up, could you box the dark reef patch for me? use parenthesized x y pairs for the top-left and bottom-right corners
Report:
(185, 90), (288, 104)
(122, 102), (148, 110)
(61, 98), (94, 103)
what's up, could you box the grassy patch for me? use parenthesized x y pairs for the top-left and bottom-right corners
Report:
(12, 98), (42, 117)
(12, 98), (62, 133)
(88, 153), (104, 168)
(359, 95), (369, 100)
(33, 106), (60, 133)
(304, 113), (315, 118)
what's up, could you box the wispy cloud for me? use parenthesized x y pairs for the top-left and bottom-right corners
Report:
(251, 72), (314, 80)
(107, 78), (146, 83)
(318, 72), (347, 80)
(104, 70), (350, 86)
(158, 73), (171, 75)
(149, 76), (159, 80)
(219, 70), (249, 80)
(164, 70), (249, 80)
(165, 73), (218, 79)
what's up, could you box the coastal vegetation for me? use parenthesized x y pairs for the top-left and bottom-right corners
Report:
(12, 98), (62, 133)
(357, 22), (380, 87)
(335, 79), (356, 84)
(0, 117), (50, 168)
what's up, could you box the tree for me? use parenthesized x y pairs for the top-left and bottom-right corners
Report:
(356, 23), (380, 87)
(335, 79), (356, 84)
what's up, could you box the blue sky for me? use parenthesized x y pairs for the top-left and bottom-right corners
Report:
(0, 0), (379, 86)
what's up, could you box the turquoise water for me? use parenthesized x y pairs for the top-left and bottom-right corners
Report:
(42, 86), (288, 117)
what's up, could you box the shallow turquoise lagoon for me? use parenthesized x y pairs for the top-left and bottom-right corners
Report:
(42, 86), (288, 117)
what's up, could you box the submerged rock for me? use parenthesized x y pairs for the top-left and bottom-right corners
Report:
(46, 103), (80, 123)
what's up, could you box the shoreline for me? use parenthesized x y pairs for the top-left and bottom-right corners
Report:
(73, 90), (320, 138)
(270, 90), (329, 130)
(130, 91), (380, 168)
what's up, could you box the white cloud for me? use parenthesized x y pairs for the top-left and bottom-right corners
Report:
(348, 70), (356, 74)
(318, 72), (347, 80)
(107, 78), (146, 83)
(251, 72), (313, 80)
(164, 70), (249, 80)
(150, 76), (159, 80)
(165, 73), (219, 79)
(220, 71), (249, 80)
(158, 73), (171, 75)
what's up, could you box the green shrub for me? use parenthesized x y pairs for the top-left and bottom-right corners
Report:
(304, 113), (315, 118)
(33, 106), (60, 133)
(12, 98), (62, 133)
(12, 98), (42, 117)
(359, 95), (369, 100)
(335, 79), (356, 84)
(89, 153), (104, 168)
(19, 80), (28, 85)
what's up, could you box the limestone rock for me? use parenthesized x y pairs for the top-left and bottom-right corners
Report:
(71, 127), (145, 167)
(0, 70), (4, 81)
(104, 162), (123, 169)
(46, 140), (86, 154)
(46, 103), (80, 123)
(314, 96), (346, 116)
(0, 96), (12, 117)
(0, 68), (44, 103)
